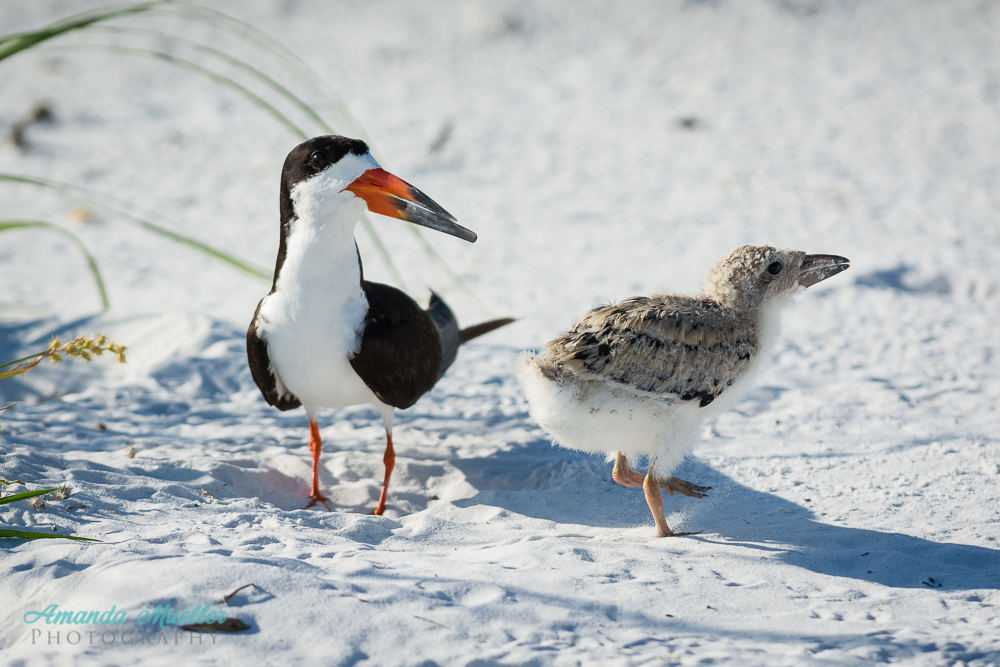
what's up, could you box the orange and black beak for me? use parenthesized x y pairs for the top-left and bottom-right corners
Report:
(798, 254), (851, 287)
(345, 168), (476, 243)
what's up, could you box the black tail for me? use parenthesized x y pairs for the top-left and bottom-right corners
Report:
(460, 317), (516, 343)
(426, 292), (514, 377)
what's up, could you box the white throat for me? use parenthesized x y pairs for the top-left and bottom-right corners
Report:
(275, 154), (378, 315)
(756, 292), (795, 358)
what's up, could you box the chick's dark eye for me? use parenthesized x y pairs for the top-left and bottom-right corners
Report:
(309, 151), (329, 171)
(766, 261), (783, 276)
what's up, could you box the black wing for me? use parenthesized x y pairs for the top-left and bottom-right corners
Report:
(349, 281), (445, 410)
(247, 299), (302, 411)
(425, 290), (460, 375)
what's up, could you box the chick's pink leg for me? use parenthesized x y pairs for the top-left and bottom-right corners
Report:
(612, 453), (646, 487)
(642, 472), (675, 537)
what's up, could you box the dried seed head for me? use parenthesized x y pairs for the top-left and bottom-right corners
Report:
(43, 334), (127, 366)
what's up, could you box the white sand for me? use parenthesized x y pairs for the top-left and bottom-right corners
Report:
(1, 1), (999, 664)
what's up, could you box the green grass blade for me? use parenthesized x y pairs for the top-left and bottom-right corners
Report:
(0, 174), (270, 280)
(0, 2), (324, 139)
(0, 529), (101, 542)
(0, 353), (45, 372)
(0, 488), (58, 505)
(0, 2), (162, 61)
(11, 0), (368, 147)
(73, 21), (414, 290)
(151, 2), (376, 151)
(49, 44), (307, 141)
(88, 25), (333, 135)
(0, 363), (42, 380)
(47, 37), (418, 289)
(0, 220), (109, 309)
(0, 488), (101, 542)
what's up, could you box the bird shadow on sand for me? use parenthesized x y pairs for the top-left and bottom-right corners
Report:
(450, 440), (1000, 591)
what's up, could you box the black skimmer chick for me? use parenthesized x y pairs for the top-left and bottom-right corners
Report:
(247, 135), (511, 515)
(516, 246), (850, 536)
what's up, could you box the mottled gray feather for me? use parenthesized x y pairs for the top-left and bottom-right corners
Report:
(536, 294), (758, 407)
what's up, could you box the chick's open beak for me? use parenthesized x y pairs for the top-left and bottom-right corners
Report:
(798, 254), (851, 287)
(345, 168), (477, 243)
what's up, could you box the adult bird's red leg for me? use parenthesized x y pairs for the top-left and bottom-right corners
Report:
(372, 430), (395, 516)
(305, 420), (329, 508)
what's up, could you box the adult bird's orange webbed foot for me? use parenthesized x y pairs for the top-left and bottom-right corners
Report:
(372, 431), (395, 516)
(612, 453), (645, 487)
(305, 493), (330, 510)
(658, 476), (712, 499)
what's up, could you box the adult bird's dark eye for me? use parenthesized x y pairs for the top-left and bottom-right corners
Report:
(309, 152), (328, 171)
(767, 261), (783, 275)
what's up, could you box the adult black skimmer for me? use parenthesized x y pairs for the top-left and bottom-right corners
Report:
(247, 135), (511, 515)
(517, 246), (850, 536)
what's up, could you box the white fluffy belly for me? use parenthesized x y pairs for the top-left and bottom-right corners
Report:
(515, 353), (701, 478)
